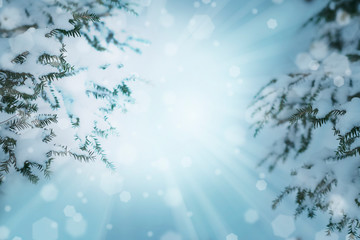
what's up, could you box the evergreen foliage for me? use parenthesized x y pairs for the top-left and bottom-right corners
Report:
(0, 0), (146, 184)
(250, 0), (360, 237)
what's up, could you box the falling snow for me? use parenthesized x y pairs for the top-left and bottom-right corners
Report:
(40, 184), (58, 202)
(256, 180), (267, 191)
(63, 205), (76, 217)
(65, 218), (87, 237)
(32, 218), (58, 240)
(244, 209), (259, 224)
(119, 191), (132, 203)
(0, 226), (10, 240)
(226, 233), (238, 240)
(267, 18), (278, 29)
(164, 188), (183, 208)
(271, 215), (295, 238)
(160, 231), (182, 240)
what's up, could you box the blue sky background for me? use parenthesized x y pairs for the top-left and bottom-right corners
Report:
(0, 0), (341, 239)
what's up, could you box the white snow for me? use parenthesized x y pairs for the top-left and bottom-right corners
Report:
(0, 7), (22, 30)
(323, 52), (350, 77)
(310, 41), (328, 60)
(333, 75), (345, 87)
(313, 98), (333, 118)
(52, 12), (73, 30)
(336, 9), (351, 26)
(328, 194), (347, 219)
(9, 28), (35, 54)
(295, 52), (313, 70)
(337, 97), (360, 134)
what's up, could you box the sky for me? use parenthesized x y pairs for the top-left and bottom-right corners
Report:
(0, 0), (342, 240)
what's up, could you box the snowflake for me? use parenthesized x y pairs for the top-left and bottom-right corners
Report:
(271, 215), (295, 238)
(63, 205), (76, 217)
(336, 9), (351, 26)
(0, 226), (10, 240)
(267, 18), (278, 29)
(119, 191), (132, 203)
(100, 174), (124, 196)
(4, 205), (11, 212)
(333, 76), (345, 87)
(160, 231), (182, 240)
(164, 188), (183, 207)
(40, 184), (58, 202)
(226, 233), (238, 240)
(73, 213), (83, 222)
(66, 218), (87, 237)
(244, 209), (259, 223)
(256, 180), (267, 191)
(32, 218), (58, 240)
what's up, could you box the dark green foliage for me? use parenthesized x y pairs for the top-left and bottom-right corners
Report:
(0, 0), (144, 184)
(251, 0), (360, 236)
